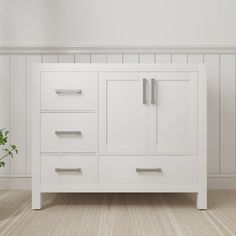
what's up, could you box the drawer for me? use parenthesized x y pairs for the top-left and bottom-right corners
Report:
(99, 156), (198, 184)
(41, 156), (98, 185)
(41, 113), (97, 153)
(41, 72), (97, 110)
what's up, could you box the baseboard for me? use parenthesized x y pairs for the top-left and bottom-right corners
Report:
(0, 175), (236, 190)
(0, 176), (31, 190)
(208, 175), (236, 190)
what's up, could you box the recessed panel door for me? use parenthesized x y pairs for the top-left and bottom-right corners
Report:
(149, 72), (198, 155)
(99, 72), (148, 155)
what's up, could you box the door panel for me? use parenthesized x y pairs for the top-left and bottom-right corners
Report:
(149, 72), (198, 155)
(99, 72), (148, 155)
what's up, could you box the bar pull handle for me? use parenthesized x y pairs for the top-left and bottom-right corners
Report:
(136, 168), (162, 173)
(142, 78), (147, 104)
(55, 131), (82, 135)
(55, 89), (82, 94)
(151, 78), (155, 104)
(55, 168), (82, 173)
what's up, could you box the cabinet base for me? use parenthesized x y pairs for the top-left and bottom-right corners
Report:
(32, 184), (207, 210)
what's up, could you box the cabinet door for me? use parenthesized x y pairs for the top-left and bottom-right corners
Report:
(99, 72), (148, 155)
(149, 72), (198, 155)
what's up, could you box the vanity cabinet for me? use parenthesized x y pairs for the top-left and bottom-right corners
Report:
(31, 64), (207, 209)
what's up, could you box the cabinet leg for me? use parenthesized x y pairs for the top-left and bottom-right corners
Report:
(197, 191), (207, 210)
(32, 191), (42, 210)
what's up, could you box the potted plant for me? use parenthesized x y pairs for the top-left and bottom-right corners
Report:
(0, 128), (18, 167)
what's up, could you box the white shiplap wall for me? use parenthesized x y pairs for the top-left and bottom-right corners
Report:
(0, 46), (235, 189)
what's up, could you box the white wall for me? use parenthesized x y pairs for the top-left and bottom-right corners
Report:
(1, 0), (236, 46)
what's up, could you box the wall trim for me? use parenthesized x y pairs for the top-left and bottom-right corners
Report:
(1, 44), (236, 54)
(0, 176), (31, 190)
(208, 175), (236, 190)
(0, 175), (235, 190)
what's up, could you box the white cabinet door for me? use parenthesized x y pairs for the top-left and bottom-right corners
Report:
(99, 72), (148, 155)
(149, 72), (198, 155)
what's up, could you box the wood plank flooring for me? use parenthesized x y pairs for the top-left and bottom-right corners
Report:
(0, 191), (236, 235)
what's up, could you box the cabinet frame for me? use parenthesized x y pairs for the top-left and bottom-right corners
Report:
(31, 64), (207, 210)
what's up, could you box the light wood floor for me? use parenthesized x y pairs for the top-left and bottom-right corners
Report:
(0, 191), (236, 236)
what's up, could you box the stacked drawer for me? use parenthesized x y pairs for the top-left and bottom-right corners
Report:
(40, 72), (98, 186)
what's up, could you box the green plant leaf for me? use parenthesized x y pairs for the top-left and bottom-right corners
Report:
(0, 161), (5, 167)
(0, 129), (18, 167)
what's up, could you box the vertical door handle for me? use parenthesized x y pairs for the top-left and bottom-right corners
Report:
(142, 78), (147, 104)
(151, 78), (155, 104)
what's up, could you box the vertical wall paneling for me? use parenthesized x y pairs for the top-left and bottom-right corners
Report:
(106, 54), (123, 63)
(59, 55), (75, 63)
(123, 54), (139, 63)
(171, 54), (188, 63)
(0, 56), (10, 174)
(9, 56), (26, 174)
(75, 54), (91, 63)
(188, 54), (220, 175)
(205, 55), (220, 174)
(91, 54), (107, 63)
(42, 55), (59, 63)
(26, 55), (42, 175)
(139, 54), (155, 63)
(220, 54), (236, 174)
(155, 54), (171, 63)
(188, 55), (204, 63)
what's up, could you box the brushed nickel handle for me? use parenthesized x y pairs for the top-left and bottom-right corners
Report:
(55, 131), (82, 135)
(151, 78), (155, 104)
(55, 168), (81, 173)
(142, 78), (147, 104)
(55, 89), (82, 94)
(136, 168), (162, 173)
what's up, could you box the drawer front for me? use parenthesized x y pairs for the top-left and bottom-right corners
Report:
(99, 156), (198, 184)
(41, 72), (97, 110)
(41, 156), (98, 185)
(41, 113), (97, 153)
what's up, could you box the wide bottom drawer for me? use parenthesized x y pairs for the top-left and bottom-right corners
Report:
(99, 156), (198, 184)
(41, 156), (98, 185)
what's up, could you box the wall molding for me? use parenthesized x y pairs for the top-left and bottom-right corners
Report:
(208, 175), (236, 190)
(0, 176), (236, 190)
(0, 176), (31, 190)
(1, 44), (236, 54)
